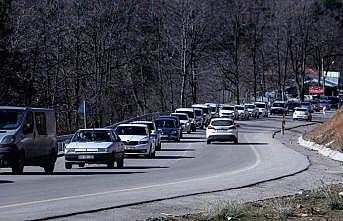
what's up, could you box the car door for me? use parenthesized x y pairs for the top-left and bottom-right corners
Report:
(33, 112), (50, 162)
(21, 111), (35, 161)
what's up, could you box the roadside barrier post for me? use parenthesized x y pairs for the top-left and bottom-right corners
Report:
(281, 114), (286, 135)
(323, 106), (326, 120)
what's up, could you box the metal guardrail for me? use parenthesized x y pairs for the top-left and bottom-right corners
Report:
(56, 111), (170, 156)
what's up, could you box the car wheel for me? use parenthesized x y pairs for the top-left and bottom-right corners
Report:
(234, 138), (238, 144)
(65, 162), (72, 169)
(207, 139), (211, 144)
(12, 151), (25, 174)
(117, 156), (124, 168)
(107, 153), (115, 169)
(43, 151), (56, 174)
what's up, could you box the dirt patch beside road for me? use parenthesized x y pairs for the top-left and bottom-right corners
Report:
(303, 108), (343, 152)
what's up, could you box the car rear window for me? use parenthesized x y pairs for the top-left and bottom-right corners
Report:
(296, 108), (308, 112)
(255, 103), (266, 108)
(171, 114), (188, 120)
(236, 106), (244, 110)
(211, 120), (233, 126)
(155, 120), (176, 128)
(116, 126), (147, 135)
(221, 106), (235, 110)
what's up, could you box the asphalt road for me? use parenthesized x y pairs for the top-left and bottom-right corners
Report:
(0, 112), (328, 221)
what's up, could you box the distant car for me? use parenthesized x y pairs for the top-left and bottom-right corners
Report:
(65, 129), (125, 169)
(293, 107), (312, 121)
(310, 100), (320, 112)
(255, 102), (268, 117)
(205, 103), (219, 118)
(116, 124), (156, 157)
(130, 121), (162, 151)
(175, 108), (197, 132)
(244, 104), (259, 118)
(235, 105), (249, 120)
(270, 101), (288, 115)
(193, 107), (204, 128)
(206, 118), (238, 144)
(300, 102), (313, 113)
(287, 101), (300, 113)
(192, 104), (212, 126)
(171, 113), (191, 134)
(154, 118), (181, 142)
(219, 105), (238, 119)
(319, 100), (331, 110)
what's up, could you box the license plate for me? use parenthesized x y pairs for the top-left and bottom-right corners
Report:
(78, 155), (94, 160)
(216, 129), (227, 132)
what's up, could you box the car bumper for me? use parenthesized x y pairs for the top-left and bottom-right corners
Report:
(207, 133), (237, 141)
(160, 134), (179, 140)
(65, 152), (118, 163)
(0, 147), (17, 167)
(293, 115), (310, 120)
(270, 109), (285, 114)
(124, 144), (150, 155)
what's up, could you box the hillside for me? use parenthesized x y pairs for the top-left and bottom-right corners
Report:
(304, 108), (343, 152)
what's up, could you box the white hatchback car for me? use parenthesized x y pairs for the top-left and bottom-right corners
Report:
(293, 107), (312, 121)
(206, 118), (239, 144)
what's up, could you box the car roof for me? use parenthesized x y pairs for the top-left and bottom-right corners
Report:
(0, 106), (54, 111)
(192, 104), (209, 108)
(244, 103), (255, 105)
(222, 105), (235, 107)
(175, 108), (194, 112)
(211, 117), (234, 121)
(78, 128), (113, 131)
(171, 113), (188, 116)
(117, 124), (148, 128)
(130, 121), (153, 124)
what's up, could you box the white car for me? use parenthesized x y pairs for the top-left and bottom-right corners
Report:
(130, 121), (162, 151)
(175, 108), (197, 132)
(293, 107), (312, 121)
(64, 129), (125, 169)
(244, 104), (259, 118)
(206, 118), (238, 144)
(171, 113), (191, 133)
(219, 105), (238, 119)
(115, 124), (156, 157)
(235, 105), (250, 119)
(255, 102), (268, 117)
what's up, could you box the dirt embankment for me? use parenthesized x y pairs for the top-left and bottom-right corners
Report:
(304, 108), (343, 152)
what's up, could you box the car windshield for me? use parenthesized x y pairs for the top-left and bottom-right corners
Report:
(72, 130), (112, 142)
(273, 102), (285, 107)
(222, 106), (235, 110)
(202, 108), (209, 114)
(194, 110), (202, 116)
(133, 122), (154, 132)
(116, 126), (147, 135)
(211, 120), (233, 126)
(0, 109), (25, 130)
(210, 107), (216, 112)
(255, 103), (266, 108)
(172, 114), (188, 120)
(236, 106), (245, 110)
(155, 119), (176, 128)
(245, 105), (255, 109)
(176, 111), (194, 118)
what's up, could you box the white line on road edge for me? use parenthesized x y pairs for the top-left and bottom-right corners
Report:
(0, 143), (261, 210)
(298, 136), (343, 162)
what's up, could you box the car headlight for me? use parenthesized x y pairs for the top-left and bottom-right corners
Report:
(65, 148), (75, 153)
(1, 135), (15, 145)
(139, 140), (149, 144)
(98, 148), (108, 152)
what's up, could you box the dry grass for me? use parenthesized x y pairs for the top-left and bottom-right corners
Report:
(303, 107), (343, 152)
(147, 184), (343, 221)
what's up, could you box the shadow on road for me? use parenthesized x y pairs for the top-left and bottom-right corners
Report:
(80, 166), (169, 170)
(178, 140), (203, 143)
(0, 171), (146, 175)
(159, 148), (195, 151)
(210, 142), (269, 146)
(0, 180), (14, 184)
(153, 155), (195, 159)
(181, 136), (204, 140)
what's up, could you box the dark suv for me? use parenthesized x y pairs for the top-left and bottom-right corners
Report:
(154, 117), (181, 142)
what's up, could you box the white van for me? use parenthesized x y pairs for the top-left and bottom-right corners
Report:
(0, 106), (57, 174)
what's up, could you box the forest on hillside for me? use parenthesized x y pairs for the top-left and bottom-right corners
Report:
(0, 0), (343, 133)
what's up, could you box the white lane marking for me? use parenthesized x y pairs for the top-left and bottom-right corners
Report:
(0, 137), (261, 209)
